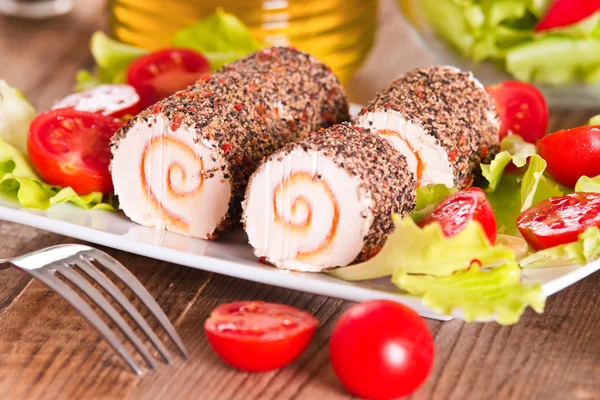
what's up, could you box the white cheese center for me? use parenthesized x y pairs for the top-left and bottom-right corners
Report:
(111, 114), (231, 239)
(243, 149), (373, 272)
(356, 110), (454, 188)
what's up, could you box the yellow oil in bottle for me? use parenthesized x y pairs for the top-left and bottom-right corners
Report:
(108, 0), (377, 83)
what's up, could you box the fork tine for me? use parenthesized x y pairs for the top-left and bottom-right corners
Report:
(56, 266), (158, 370)
(74, 258), (173, 364)
(27, 269), (143, 375)
(87, 250), (189, 359)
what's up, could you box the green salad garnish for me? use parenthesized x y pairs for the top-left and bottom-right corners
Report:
(393, 262), (545, 325)
(416, 0), (600, 85)
(173, 8), (265, 71)
(77, 9), (265, 92)
(0, 81), (116, 210)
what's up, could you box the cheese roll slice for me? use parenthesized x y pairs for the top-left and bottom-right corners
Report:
(355, 65), (500, 189)
(243, 123), (416, 272)
(110, 47), (349, 239)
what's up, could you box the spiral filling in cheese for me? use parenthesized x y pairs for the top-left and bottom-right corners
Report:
(111, 114), (231, 239)
(243, 123), (417, 272)
(356, 111), (454, 188)
(244, 150), (372, 272)
(355, 65), (500, 189)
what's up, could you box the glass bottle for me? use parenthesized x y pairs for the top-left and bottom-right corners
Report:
(108, 0), (378, 84)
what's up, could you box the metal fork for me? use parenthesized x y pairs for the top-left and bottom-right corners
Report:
(0, 244), (189, 375)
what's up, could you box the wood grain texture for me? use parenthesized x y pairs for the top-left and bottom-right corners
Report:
(0, 0), (599, 399)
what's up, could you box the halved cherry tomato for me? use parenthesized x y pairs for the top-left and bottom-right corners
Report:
(418, 187), (497, 244)
(204, 301), (318, 372)
(126, 48), (210, 109)
(28, 109), (122, 195)
(517, 193), (600, 250)
(330, 300), (434, 400)
(537, 125), (600, 188)
(486, 81), (548, 143)
(52, 84), (140, 118)
(535, 0), (600, 32)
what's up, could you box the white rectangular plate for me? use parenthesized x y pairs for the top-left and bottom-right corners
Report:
(2, 194), (600, 322)
(2, 104), (599, 322)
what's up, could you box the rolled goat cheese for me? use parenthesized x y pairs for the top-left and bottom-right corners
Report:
(355, 65), (500, 189)
(110, 47), (349, 239)
(242, 123), (416, 272)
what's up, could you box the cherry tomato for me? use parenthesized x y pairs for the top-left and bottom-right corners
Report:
(486, 81), (548, 143)
(517, 193), (600, 250)
(52, 84), (140, 118)
(27, 109), (122, 195)
(418, 187), (497, 244)
(330, 300), (434, 400)
(126, 48), (210, 109)
(537, 125), (600, 188)
(204, 301), (318, 372)
(535, 0), (600, 32)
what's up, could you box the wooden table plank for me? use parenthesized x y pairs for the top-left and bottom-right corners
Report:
(0, 1), (599, 399)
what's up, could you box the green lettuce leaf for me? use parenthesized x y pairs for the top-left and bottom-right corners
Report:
(496, 233), (530, 259)
(329, 217), (514, 281)
(410, 184), (457, 223)
(506, 37), (600, 85)
(481, 135), (536, 191)
(0, 80), (36, 155)
(589, 114), (600, 126)
(481, 136), (566, 235)
(485, 172), (523, 235)
(520, 227), (600, 268)
(419, 0), (600, 85)
(0, 138), (116, 210)
(75, 69), (103, 93)
(420, 0), (475, 57)
(520, 154), (565, 211)
(527, 0), (554, 17)
(91, 31), (147, 84)
(481, 136), (567, 234)
(76, 32), (147, 91)
(172, 9), (265, 71)
(500, 135), (537, 166)
(392, 262), (545, 325)
(574, 175), (600, 193)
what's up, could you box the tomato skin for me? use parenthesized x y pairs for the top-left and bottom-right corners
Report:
(486, 81), (548, 143)
(537, 125), (600, 188)
(126, 48), (210, 109)
(52, 84), (140, 118)
(330, 300), (434, 400)
(418, 187), (497, 244)
(517, 193), (600, 250)
(27, 109), (121, 195)
(204, 301), (318, 372)
(535, 0), (600, 32)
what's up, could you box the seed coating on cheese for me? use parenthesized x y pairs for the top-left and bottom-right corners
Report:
(355, 65), (500, 189)
(243, 123), (416, 271)
(111, 47), (349, 239)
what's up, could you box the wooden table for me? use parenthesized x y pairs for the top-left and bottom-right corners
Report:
(1, 1), (599, 399)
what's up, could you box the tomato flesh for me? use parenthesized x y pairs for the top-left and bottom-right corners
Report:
(330, 300), (434, 400)
(204, 301), (318, 372)
(486, 81), (548, 143)
(126, 48), (210, 109)
(52, 84), (140, 118)
(535, 0), (600, 32)
(418, 187), (497, 244)
(537, 125), (600, 188)
(517, 193), (600, 250)
(27, 109), (122, 195)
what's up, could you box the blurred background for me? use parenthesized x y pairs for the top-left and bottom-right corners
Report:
(0, 0), (428, 108)
(1, 0), (599, 109)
